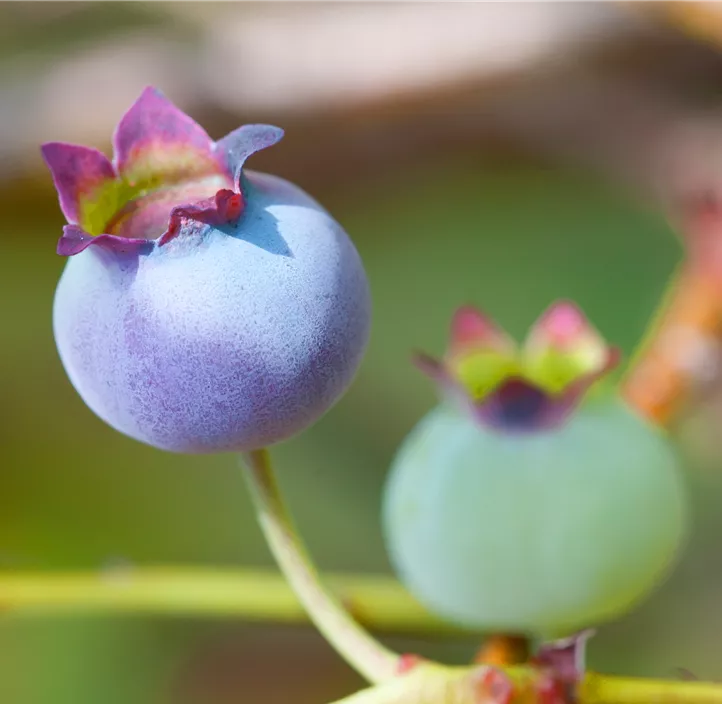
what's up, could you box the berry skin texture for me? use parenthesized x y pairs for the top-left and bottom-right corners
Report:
(47, 87), (370, 453)
(382, 395), (688, 637)
(53, 171), (370, 453)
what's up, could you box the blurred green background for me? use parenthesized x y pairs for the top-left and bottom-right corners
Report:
(5, 3), (722, 703)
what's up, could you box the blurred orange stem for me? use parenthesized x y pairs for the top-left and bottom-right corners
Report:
(473, 633), (530, 666)
(621, 262), (722, 426)
(652, 2), (722, 51)
(621, 195), (722, 428)
(242, 449), (401, 684)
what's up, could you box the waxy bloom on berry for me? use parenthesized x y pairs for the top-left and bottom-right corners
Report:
(383, 303), (687, 637)
(45, 87), (370, 453)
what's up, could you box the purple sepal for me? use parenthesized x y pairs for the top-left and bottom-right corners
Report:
(534, 630), (595, 683)
(414, 352), (557, 432)
(474, 377), (565, 433)
(412, 352), (473, 408)
(45, 87), (285, 258)
(58, 225), (152, 256)
(215, 124), (284, 188)
(414, 353), (619, 433)
(158, 189), (244, 245)
(113, 87), (214, 178)
(414, 302), (621, 433)
(55, 187), (242, 256)
(472, 359), (620, 433)
(41, 142), (115, 224)
(412, 352), (447, 382)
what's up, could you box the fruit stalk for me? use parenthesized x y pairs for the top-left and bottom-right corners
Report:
(242, 448), (400, 684)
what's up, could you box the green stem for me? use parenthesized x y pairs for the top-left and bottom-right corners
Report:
(580, 672), (722, 704)
(326, 667), (722, 704)
(241, 448), (400, 684)
(0, 568), (456, 635)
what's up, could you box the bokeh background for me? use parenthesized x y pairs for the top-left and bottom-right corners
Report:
(5, 2), (722, 703)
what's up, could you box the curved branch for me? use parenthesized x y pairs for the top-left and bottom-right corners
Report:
(242, 449), (401, 683)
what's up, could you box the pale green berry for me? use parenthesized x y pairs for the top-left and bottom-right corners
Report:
(382, 394), (687, 637)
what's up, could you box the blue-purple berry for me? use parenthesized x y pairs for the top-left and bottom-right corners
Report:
(45, 87), (370, 453)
